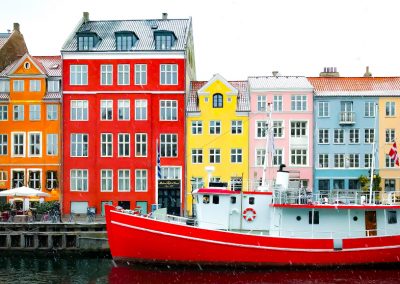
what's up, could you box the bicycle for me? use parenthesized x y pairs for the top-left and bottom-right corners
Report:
(87, 210), (95, 223)
(68, 211), (76, 223)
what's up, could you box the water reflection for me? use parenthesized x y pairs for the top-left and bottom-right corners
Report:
(109, 264), (400, 284)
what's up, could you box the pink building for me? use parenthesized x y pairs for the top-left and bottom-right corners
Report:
(248, 76), (314, 190)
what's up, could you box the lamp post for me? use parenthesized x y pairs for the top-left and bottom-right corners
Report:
(190, 177), (196, 217)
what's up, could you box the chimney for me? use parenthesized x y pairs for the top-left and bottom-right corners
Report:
(272, 71), (280, 77)
(13, 23), (20, 32)
(319, 66), (340, 77)
(162, 13), (168, 20)
(83, 12), (89, 23)
(364, 66), (372, 77)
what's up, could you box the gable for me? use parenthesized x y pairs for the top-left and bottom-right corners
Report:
(198, 74), (238, 96)
(8, 54), (46, 77)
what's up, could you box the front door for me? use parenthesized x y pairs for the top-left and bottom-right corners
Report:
(158, 179), (181, 216)
(365, 211), (377, 236)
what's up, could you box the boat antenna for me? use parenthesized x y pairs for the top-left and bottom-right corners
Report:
(261, 103), (273, 190)
(368, 103), (378, 204)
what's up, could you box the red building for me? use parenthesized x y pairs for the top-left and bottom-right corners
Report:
(61, 12), (196, 216)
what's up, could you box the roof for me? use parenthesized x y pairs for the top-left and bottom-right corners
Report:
(62, 18), (191, 52)
(0, 93), (9, 101)
(0, 55), (61, 77)
(0, 33), (11, 50)
(43, 92), (62, 101)
(248, 76), (313, 90)
(187, 80), (250, 112)
(308, 77), (400, 97)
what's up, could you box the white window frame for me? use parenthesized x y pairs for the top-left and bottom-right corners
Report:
(318, 101), (329, 117)
(318, 129), (329, 144)
(160, 64), (178, 85)
(191, 148), (203, 164)
(118, 100), (130, 121)
(290, 121), (307, 138)
(70, 169), (88, 192)
(100, 169), (113, 192)
(0, 105), (8, 121)
(290, 149), (308, 166)
(101, 133), (113, 157)
(273, 95), (282, 112)
(209, 148), (221, 164)
(291, 95), (307, 111)
(231, 120), (243, 135)
(100, 64), (113, 86)
(70, 100), (88, 121)
(386, 101), (396, 117)
(364, 128), (375, 144)
(135, 100), (147, 120)
(364, 101), (375, 117)
(334, 154), (345, 168)
(160, 133), (178, 157)
(135, 169), (148, 192)
(209, 120), (221, 135)
(256, 148), (265, 166)
(0, 134), (8, 155)
(118, 133), (130, 157)
(365, 154), (372, 168)
(256, 120), (268, 138)
(70, 65), (88, 86)
(230, 148), (242, 163)
(29, 104), (41, 121)
(135, 64), (147, 85)
(13, 80), (24, 92)
(135, 133), (147, 157)
(333, 129), (344, 144)
(11, 132), (26, 157)
(318, 153), (329, 168)
(386, 128), (395, 143)
(273, 121), (283, 138)
(29, 80), (41, 92)
(47, 80), (60, 92)
(100, 100), (113, 121)
(191, 120), (203, 135)
(273, 149), (283, 166)
(46, 104), (58, 120)
(257, 96), (267, 112)
(386, 154), (395, 168)
(27, 169), (41, 189)
(117, 64), (130, 85)
(70, 133), (89, 157)
(0, 171), (7, 182)
(13, 105), (24, 121)
(46, 134), (58, 156)
(160, 100), (178, 121)
(349, 153), (360, 168)
(349, 129), (360, 144)
(118, 169), (131, 192)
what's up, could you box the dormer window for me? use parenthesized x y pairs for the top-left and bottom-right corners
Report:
(116, 32), (137, 51)
(77, 32), (99, 51)
(212, 93), (223, 108)
(155, 31), (175, 50)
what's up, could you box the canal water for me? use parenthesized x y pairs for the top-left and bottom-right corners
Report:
(1, 255), (400, 283)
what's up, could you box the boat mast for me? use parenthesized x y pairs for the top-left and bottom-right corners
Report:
(261, 103), (273, 189)
(368, 103), (378, 204)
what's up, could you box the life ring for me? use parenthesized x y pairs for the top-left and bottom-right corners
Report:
(243, 208), (257, 222)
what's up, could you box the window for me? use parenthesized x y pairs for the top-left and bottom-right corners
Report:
(29, 105), (41, 121)
(135, 100), (147, 120)
(386, 129), (395, 143)
(191, 177), (204, 191)
(101, 133), (112, 157)
(13, 80), (24, 92)
(318, 101), (329, 117)
(388, 211), (397, 224)
(13, 105), (24, 121)
(28, 171), (41, 189)
(334, 154), (345, 168)
(46, 134), (58, 156)
(231, 148), (242, 163)
(191, 121), (202, 134)
(47, 80), (60, 92)
(0, 80), (10, 92)
(231, 196), (237, 204)
(318, 179), (330, 191)
(209, 121), (221, 134)
(257, 96), (267, 111)
(0, 134), (7, 155)
(349, 154), (360, 168)
(78, 34), (97, 50)
(349, 179), (360, 190)
(273, 149), (283, 166)
(231, 120), (242, 134)
(308, 211), (319, 224)
(46, 105), (58, 120)
(70, 170), (88, 191)
(118, 133), (130, 157)
(256, 149), (265, 166)
(160, 64), (178, 85)
(273, 121), (283, 138)
(291, 121), (307, 137)
(191, 149), (203, 163)
(116, 33), (135, 51)
(365, 154), (372, 168)
(160, 134), (178, 157)
(101, 170), (113, 192)
(71, 100), (88, 121)
(118, 100), (130, 120)
(0, 171), (7, 182)
(385, 179), (396, 192)
(155, 32), (175, 50)
(135, 170), (147, 192)
(256, 121), (268, 138)
(291, 95), (307, 111)
(160, 167), (181, 179)
(100, 100), (112, 120)
(100, 65), (113, 85)
(273, 96), (282, 112)
(319, 154), (329, 168)
(386, 101), (395, 116)
(70, 134), (88, 157)
(160, 100), (177, 120)
(212, 94), (223, 108)
(365, 102), (375, 117)
(12, 171), (24, 188)
(135, 64), (147, 85)
(203, 195), (210, 204)
(12, 133), (25, 156)
(135, 133), (147, 157)
(213, 195), (220, 204)
(249, 197), (255, 205)
(118, 64), (130, 85)
(70, 65), (88, 85)
(0, 105), (7, 121)
(118, 170), (130, 192)
(364, 128), (375, 144)
(333, 179), (345, 190)
(291, 149), (307, 165)
(386, 154), (395, 168)
(333, 129), (344, 144)
(318, 129), (329, 144)
(349, 129), (359, 144)
(29, 80), (41, 92)
(209, 149), (221, 163)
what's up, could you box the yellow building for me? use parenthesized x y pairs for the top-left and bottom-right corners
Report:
(186, 74), (249, 215)
(379, 94), (400, 193)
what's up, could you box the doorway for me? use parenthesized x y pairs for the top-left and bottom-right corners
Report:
(365, 211), (377, 236)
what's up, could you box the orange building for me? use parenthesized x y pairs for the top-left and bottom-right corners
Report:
(0, 53), (62, 203)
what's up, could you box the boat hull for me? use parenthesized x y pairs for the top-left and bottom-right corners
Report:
(105, 206), (400, 266)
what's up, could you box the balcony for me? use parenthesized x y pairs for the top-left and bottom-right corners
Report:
(339, 112), (355, 124)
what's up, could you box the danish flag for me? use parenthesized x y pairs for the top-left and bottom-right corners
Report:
(389, 142), (400, 166)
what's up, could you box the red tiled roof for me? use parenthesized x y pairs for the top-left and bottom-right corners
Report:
(308, 77), (400, 92)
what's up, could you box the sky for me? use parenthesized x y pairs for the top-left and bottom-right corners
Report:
(1, 0), (400, 81)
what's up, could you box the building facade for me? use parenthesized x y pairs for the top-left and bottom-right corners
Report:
(0, 53), (62, 204)
(186, 74), (249, 215)
(61, 13), (196, 215)
(248, 76), (314, 190)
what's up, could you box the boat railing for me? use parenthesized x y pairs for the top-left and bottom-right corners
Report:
(273, 189), (395, 205)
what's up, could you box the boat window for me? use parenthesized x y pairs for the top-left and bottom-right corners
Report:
(230, 196), (236, 204)
(388, 211), (397, 224)
(213, 195), (219, 204)
(203, 195), (210, 204)
(296, 216), (301, 221)
(308, 211), (319, 224)
(353, 216), (358, 221)
(249, 197), (255, 205)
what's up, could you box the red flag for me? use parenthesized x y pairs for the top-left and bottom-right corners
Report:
(389, 142), (400, 166)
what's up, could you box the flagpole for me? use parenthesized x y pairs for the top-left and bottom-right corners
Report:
(261, 103), (273, 189)
(369, 104), (378, 204)
(155, 139), (159, 209)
